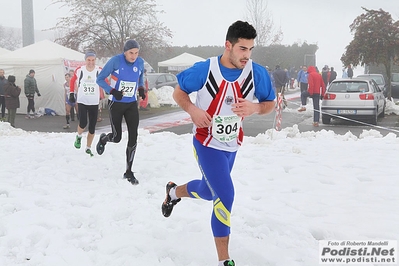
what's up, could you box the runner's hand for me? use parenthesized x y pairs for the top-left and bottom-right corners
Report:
(138, 86), (146, 100)
(69, 93), (75, 103)
(110, 89), (123, 100)
(232, 98), (256, 117)
(189, 107), (212, 128)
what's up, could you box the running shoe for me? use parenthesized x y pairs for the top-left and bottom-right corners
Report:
(63, 124), (70, 129)
(74, 135), (82, 149)
(96, 133), (107, 155)
(162, 181), (181, 218)
(85, 148), (94, 157)
(223, 260), (235, 266)
(124, 171), (139, 185)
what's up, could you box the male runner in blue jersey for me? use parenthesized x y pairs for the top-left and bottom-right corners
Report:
(161, 21), (276, 266)
(95, 39), (146, 185)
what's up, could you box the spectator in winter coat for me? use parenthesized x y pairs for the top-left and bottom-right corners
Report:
(284, 68), (290, 91)
(347, 65), (353, 79)
(321, 65), (331, 87)
(0, 69), (7, 121)
(273, 65), (288, 107)
(329, 67), (337, 83)
(24, 69), (41, 118)
(4, 75), (21, 127)
(297, 66), (308, 93)
(298, 66), (325, 126)
(265, 66), (276, 93)
(342, 68), (348, 78)
(289, 66), (297, 89)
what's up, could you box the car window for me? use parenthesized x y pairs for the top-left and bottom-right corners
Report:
(373, 77), (383, 85)
(357, 75), (384, 85)
(392, 73), (399, 82)
(147, 75), (158, 84)
(370, 80), (381, 92)
(350, 82), (368, 92)
(329, 82), (369, 92)
(165, 74), (176, 82)
(157, 75), (166, 83)
(329, 83), (347, 92)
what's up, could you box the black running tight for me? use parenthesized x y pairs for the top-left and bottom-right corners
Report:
(77, 103), (98, 134)
(107, 101), (139, 147)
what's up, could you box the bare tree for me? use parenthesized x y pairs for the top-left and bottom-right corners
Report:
(0, 25), (22, 51)
(245, 0), (283, 47)
(51, 0), (173, 59)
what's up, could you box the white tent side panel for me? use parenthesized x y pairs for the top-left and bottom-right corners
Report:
(1, 62), (66, 116)
(0, 40), (86, 116)
(1, 60), (76, 116)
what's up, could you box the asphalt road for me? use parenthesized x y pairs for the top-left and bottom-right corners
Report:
(10, 105), (180, 133)
(9, 90), (399, 138)
(151, 99), (399, 137)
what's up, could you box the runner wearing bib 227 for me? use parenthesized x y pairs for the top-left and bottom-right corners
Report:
(95, 39), (146, 185)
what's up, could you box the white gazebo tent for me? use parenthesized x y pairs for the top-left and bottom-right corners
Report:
(0, 40), (85, 115)
(158, 52), (205, 73)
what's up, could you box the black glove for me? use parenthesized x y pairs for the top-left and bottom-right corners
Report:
(138, 86), (146, 100)
(69, 93), (75, 103)
(110, 89), (123, 100)
(320, 95), (323, 100)
(37, 92), (41, 97)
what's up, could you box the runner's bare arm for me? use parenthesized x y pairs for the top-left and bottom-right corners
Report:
(232, 98), (275, 117)
(173, 85), (212, 128)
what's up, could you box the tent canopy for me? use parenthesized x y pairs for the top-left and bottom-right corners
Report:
(158, 52), (205, 72)
(0, 40), (86, 115)
(0, 39), (85, 65)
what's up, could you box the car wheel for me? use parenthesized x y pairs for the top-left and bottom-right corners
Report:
(369, 113), (378, 125)
(322, 115), (331, 124)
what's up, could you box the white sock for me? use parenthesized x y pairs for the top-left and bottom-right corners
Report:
(169, 187), (178, 201)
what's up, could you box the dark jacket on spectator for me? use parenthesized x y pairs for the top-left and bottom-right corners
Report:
(24, 74), (40, 97)
(329, 67), (337, 83)
(0, 75), (7, 96)
(5, 78), (21, 109)
(347, 66), (353, 78)
(273, 66), (288, 88)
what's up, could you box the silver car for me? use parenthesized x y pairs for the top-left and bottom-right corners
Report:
(321, 78), (386, 125)
(356, 74), (387, 96)
(146, 73), (178, 90)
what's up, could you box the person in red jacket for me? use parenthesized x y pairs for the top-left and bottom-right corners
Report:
(298, 65), (325, 126)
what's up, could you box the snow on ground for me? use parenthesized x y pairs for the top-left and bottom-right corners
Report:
(1, 86), (398, 266)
